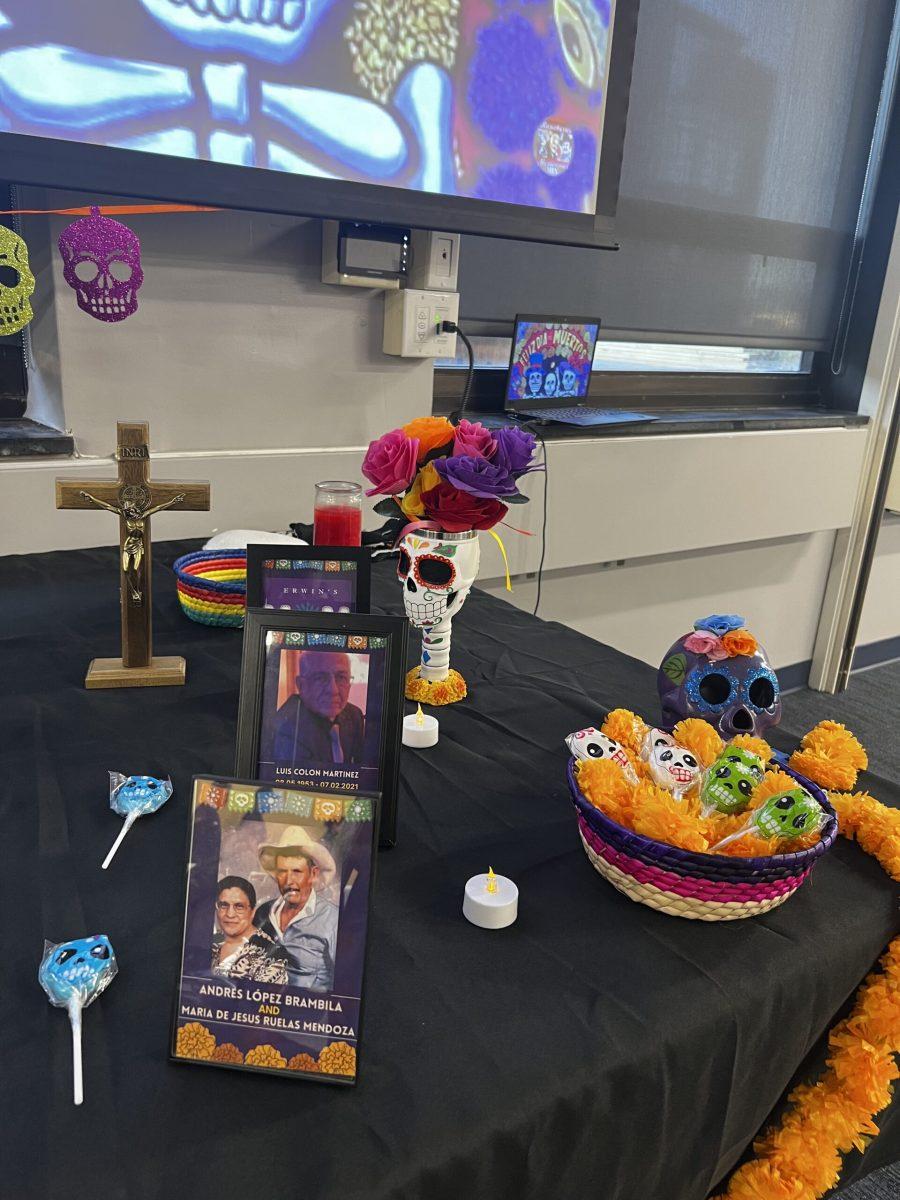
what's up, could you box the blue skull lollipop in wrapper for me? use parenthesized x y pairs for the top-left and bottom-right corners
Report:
(38, 934), (117, 1105)
(102, 772), (173, 869)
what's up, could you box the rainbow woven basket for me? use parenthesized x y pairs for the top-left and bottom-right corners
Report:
(567, 758), (837, 920)
(173, 549), (246, 628)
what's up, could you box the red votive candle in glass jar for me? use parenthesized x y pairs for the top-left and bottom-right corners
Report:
(313, 481), (363, 546)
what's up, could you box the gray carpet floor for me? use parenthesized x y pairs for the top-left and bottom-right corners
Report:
(781, 661), (900, 1199)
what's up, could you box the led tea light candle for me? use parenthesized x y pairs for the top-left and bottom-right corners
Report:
(402, 703), (439, 749)
(463, 866), (518, 930)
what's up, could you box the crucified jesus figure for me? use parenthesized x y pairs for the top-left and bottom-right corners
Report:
(79, 488), (185, 604)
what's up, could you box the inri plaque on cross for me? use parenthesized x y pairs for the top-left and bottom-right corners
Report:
(56, 420), (210, 689)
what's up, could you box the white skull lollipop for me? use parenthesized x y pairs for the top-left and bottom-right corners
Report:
(565, 727), (638, 783)
(647, 743), (701, 799)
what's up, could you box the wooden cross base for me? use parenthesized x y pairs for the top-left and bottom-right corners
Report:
(85, 655), (187, 690)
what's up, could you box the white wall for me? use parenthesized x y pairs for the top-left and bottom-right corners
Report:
(857, 514), (900, 649)
(482, 531), (837, 669)
(3, 189), (433, 551)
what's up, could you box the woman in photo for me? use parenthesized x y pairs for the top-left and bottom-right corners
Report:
(211, 876), (290, 984)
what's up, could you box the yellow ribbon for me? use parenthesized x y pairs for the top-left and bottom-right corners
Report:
(488, 528), (512, 592)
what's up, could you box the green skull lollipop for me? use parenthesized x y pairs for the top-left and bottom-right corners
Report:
(700, 746), (765, 816)
(712, 785), (825, 851)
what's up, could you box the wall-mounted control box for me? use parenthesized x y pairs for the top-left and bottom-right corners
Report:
(383, 289), (459, 357)
(322, 220), (410, 288)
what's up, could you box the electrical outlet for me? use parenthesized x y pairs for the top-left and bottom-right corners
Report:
(383, 289), (459, 357)
(408, 230), (460, 290)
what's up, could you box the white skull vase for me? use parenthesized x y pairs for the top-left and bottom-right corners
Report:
(398, 530), (480, 685)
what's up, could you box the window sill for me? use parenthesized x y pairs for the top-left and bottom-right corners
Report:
(0, 419), (75, 458)
(515, 406), (868, 440)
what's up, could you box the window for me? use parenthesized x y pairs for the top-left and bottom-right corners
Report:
(437, 339), (810, 375)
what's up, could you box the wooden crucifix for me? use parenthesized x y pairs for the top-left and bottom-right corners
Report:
(56, 420), (210, 689)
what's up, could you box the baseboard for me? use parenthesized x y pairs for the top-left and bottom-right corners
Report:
(779, 635), (900, 692)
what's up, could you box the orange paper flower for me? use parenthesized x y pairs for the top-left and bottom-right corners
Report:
(575, 758), (637, 827)
(402, 415), (455, 459)
(672, 718), (724, 768)
(722, 629), (758, 657)
(600, 708), (648, 755)
(730, 734), (773, 765)
(405, 666), (467, 705)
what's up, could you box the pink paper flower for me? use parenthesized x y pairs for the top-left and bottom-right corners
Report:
(453, 419), (496, 460)
(684, 630), (728, 660)
(361, 429), (419, 496)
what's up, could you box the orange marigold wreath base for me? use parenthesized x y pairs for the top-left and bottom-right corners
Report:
(405, 666), (467, 706)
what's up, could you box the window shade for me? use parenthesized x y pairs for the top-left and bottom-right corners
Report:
(458, 0), (896, 350)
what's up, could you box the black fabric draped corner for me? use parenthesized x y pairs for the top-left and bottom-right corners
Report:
(2, 540), (898, 1200)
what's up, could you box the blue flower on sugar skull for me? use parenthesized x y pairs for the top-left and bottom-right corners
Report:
(693, 614), (746, 636)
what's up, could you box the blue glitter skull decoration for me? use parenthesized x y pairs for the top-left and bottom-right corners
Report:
(38, 935), (117, 1009)
(657, 616), (782, 738)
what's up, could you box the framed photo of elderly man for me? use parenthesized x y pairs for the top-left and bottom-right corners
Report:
(172, 775), (378, 1084)
(235, 610), (408, 847)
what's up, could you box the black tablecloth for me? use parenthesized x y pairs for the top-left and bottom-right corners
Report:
(3, 540), (898, 1200)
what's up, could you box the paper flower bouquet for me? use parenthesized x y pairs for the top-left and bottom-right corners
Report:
(362, 416), (542, 705)
(362, 415), (541, 535)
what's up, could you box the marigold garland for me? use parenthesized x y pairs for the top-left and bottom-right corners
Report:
(405, 666), (467, 705)
(711, 791), (900, 1200)
(789, 722), (868, 793)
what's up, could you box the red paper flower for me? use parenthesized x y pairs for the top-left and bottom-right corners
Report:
(420, 480), (507, 531)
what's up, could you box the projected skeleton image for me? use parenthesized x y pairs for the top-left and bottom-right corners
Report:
(0, 0), (614, 214)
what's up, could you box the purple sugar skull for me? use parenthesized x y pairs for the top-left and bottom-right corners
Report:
(58, 207), (143, 322)
(657, 616), (781, 738)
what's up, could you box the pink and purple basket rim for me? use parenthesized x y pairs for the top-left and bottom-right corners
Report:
(567, 756), (837, 880)
(578, 816), (811, 903)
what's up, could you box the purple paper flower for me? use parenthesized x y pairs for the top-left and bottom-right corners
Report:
(361, 429), (419, 496)
(453, 419), (497, 460)
(433, 454), (520, 499)
(694, 614), (745, 636)
(493, 426), (539, 476)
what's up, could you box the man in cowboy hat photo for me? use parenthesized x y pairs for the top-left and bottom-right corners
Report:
(253, 826), (339, 992)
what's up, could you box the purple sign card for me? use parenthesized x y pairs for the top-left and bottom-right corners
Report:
(245, 546), (371, 615)
(172, 776), (377, 1085)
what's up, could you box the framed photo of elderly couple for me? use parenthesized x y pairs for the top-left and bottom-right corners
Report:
(171, 774), (378, 1085)
(235, 610), (408, 848)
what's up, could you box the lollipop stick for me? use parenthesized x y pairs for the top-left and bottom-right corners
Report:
(711, 828), (750, 852)
(102, 811), (138, 870)
(68, 999), (83, 1106)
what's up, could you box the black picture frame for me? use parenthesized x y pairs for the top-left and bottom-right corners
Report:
(245, 545), (372, 615)
(236, 610), (408, 848)
(170, 774), (378, 1085)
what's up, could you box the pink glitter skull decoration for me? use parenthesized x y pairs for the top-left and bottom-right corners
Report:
(57, 208), (143, 322)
